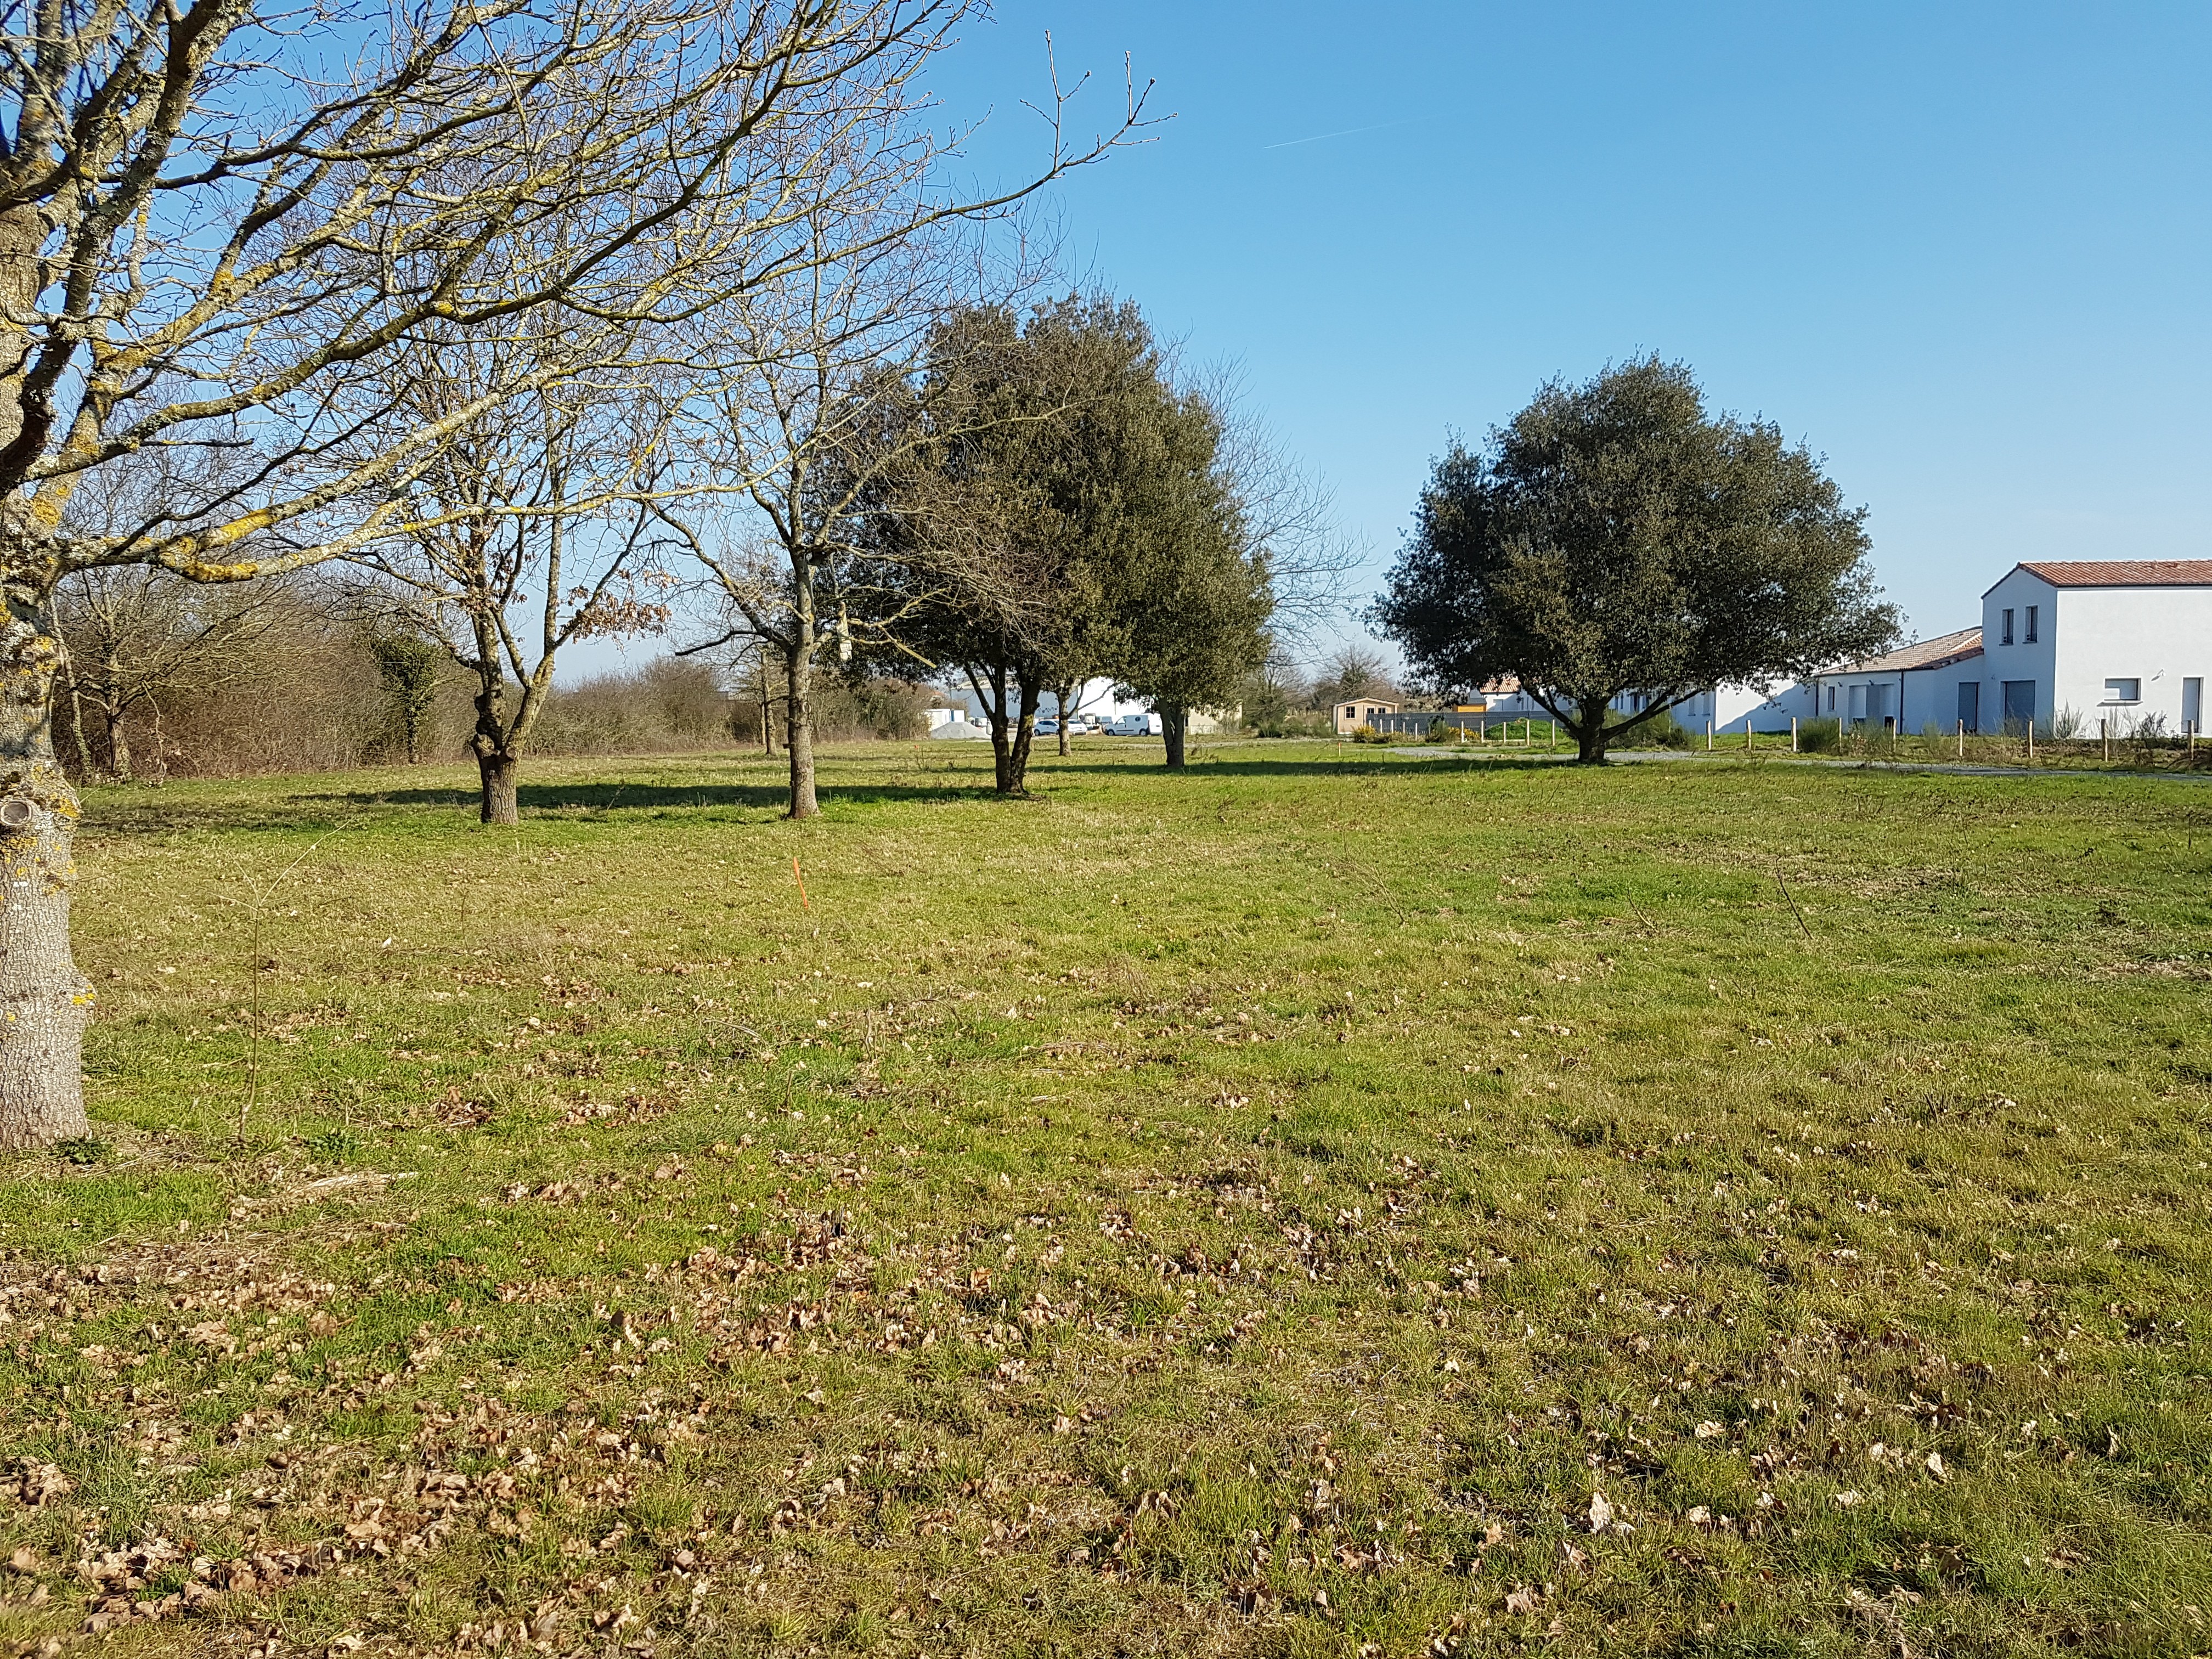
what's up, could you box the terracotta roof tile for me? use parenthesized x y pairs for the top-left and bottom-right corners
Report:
(1825, 626), (1984, 676)
(2012, 559), (2212, 588)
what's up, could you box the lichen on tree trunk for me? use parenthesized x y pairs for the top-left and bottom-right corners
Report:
(0, 571), (94, 1148)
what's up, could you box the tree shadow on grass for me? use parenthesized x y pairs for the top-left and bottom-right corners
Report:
(81, 775), (1013, 839)
(303, 779), (998, 812)
(1038, 753), (1570, 780)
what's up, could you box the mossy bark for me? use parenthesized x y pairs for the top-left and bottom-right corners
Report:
(0, 569), (93, 1147)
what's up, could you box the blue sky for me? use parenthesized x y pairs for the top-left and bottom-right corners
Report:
(913, 1), (2212, 661)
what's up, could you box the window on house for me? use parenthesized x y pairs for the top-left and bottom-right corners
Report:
(2001, 608), (2014, 645)
(2103, 678), (2141, 704)
(2024, 605), (2039, 643)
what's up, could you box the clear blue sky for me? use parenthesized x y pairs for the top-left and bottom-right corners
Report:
(919, 0), (2212, 658)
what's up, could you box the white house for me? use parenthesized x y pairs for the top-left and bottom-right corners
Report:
(1973, 561), (2211, 736)
(1811, 626), (1985, 734)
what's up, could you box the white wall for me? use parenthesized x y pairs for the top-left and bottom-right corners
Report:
(1973, 572), (2212, 735)
(2049, 585), (2212, 737)
(1813, 662), (1982, 734)
(1976, 568), (2062, 732)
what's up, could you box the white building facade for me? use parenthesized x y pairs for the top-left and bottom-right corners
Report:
(1974, 561), (2211, 737)
(1812, 627), (1985, 735)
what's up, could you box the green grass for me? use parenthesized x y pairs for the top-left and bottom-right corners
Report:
(2, 738), (2209, 1656)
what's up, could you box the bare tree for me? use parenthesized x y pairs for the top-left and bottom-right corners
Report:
(657, 239), (950, 819)
(1316, 645), (1395, 708)
(347, 319), (680, 822)
(0, 0), (1146, 1143)
(55, 571), (298, 780)
(655, 201), (1068, 818)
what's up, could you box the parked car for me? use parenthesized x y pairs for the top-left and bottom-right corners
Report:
(1035, 718), (1060, 736)
(1104, 713), (1153, 737)
(1063, 714), (1102, 736)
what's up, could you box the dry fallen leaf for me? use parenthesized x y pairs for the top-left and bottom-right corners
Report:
(1587, 1491), (1613, 1533)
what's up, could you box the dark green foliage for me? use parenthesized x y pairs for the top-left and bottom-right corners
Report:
(1797, 715), (1843, 753)
(855, 296), (1269, 786)
(1374, 357), (1898, 763)
(369, 631), (443, 763)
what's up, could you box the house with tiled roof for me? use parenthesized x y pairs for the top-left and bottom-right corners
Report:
(1811, 626), (1985, 734)
(1973, 561), (2212, 736)
(1798, 558), (2212, 738)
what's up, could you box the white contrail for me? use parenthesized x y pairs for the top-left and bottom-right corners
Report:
(1261, 116), (1431, 151)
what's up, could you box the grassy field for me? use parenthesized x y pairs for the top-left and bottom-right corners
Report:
(2, 739), (2209, 1658)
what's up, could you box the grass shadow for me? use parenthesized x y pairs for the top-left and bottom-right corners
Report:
(81, 774), (1015, 838)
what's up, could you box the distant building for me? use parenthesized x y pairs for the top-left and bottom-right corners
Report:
(1802, 561), (2212, 737)
(1333, 696), (1401, 734)
(1812, 627), (1985, 734)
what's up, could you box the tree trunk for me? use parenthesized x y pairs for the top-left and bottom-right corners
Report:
(103, 705), (131, 782)
(478, 750), (519, 825)
(785, 636), (817, 820)
(62, 662), (94, 781)
(982, 667), (1041, 794)
(1007, 680), (1040, 792)
(1161, 703), (1188, 770)
(0, 573), (95, 1148)
(1055, 682), (1072, 756)
(469, 670), (522, 825)
(1574, 698), (1612, 764)
(984, 666), (1015, 791)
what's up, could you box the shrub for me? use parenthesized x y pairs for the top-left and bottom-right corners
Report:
(1637, 710), (1693, 749)
(1796, 717), (1842, 754)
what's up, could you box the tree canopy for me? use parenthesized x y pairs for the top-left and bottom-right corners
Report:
(856, 296), (1269, 787)
(1373, 358), (1898, 762)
